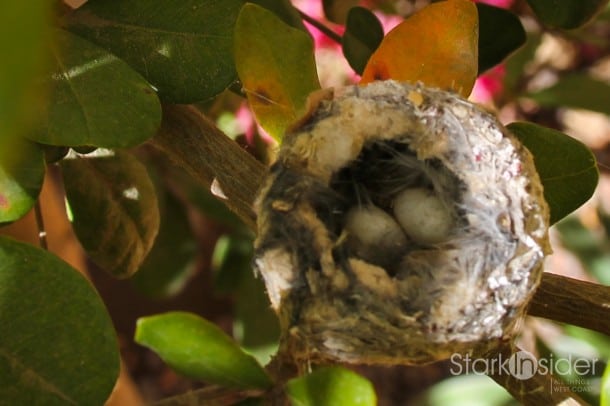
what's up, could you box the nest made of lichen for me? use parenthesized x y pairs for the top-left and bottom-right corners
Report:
(254, 80), (550, 365)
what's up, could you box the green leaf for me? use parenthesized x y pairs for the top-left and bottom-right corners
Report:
(602, 363), (610, 406)
(0, 237), (119, 405)
(234, 3), (321, 140)
(525, 0), (609, 29)
(250, 0), (307, 30)
(64, 0), (244, 103)
(135, 311), (272, 389)
(527, 74), (610, 115)
(0, 1), (51, 144)
(508, 122), (598, 224)
(0, 139), (45, 223)
(422, 374), (513, 406)
(323, 0), (360, 24)
(477, 3), (526, 73)
(131, 187), (197, 299)
(286, 367), (376, 406)
(342, 7), (384, 75)
(27, 29), (161, 148)
(61, 150), (160, 278)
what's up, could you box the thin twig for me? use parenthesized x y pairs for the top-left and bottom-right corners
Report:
(152, 385), (264, 406)
(298, 10), (343, 45)
(34, 200), (48, 250)
(483, 342), (586, 405)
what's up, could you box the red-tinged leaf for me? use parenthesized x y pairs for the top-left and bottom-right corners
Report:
(0, 138), (45, 223)
(234, 4), (321, 140)
(361, 0), (478, 97)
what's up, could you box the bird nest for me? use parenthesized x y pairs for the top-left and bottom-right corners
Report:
(254, 80), (550, 365)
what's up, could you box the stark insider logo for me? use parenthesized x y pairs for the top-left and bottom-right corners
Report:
(449, 350), (599, 380)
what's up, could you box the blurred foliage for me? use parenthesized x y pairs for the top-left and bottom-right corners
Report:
(557, 215), (610, 285)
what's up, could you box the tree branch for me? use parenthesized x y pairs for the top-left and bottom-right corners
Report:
(149, 103), (608, 403)
(149, 104), (265, 231)
(530, 272), (610, 335)
(483, 342), (586, 405)
(152, 385), (264, 406)
(150, 104), (610, 336)
(297, 10), (343, 45)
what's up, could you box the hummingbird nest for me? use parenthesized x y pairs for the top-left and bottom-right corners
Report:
(254, 80), (550, 365)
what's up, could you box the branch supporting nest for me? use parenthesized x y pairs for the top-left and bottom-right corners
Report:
(150, 102), (608, 406)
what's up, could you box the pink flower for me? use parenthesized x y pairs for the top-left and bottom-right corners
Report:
(470, 65), (506, 104)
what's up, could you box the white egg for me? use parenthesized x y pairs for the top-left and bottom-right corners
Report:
(344, 205), (408, 267)
(393, 187), (453, 244)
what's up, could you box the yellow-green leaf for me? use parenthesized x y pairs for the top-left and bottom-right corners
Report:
(234, 4), (320, 140)
(361, 0), (478, 97)
(135, 311), (272, 389)
(286, 367), (376, 406)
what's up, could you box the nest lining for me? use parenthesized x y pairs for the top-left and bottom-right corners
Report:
(254, 81), (550, 365)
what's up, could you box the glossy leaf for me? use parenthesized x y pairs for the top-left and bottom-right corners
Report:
(477, 3), (525, 73)
(235, 3), (321, 140)
(526, 0), (609, 29)
(64, 0), (244, 103)
(131, 188), (197, 299)
(286, 367), (376, 406)
(527, 74), (610, 115)
(27, 29), (161, 148)
(508, 122), (598, 224)
(135, 311), (272, 389)
(342, 7), (384, 75)
(0, 237), (119, 405)
(0, 1), (51, 145)
(0, 139), (45, 223)
(61, 150), (160, 278)
(361, 0), (478, 97)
